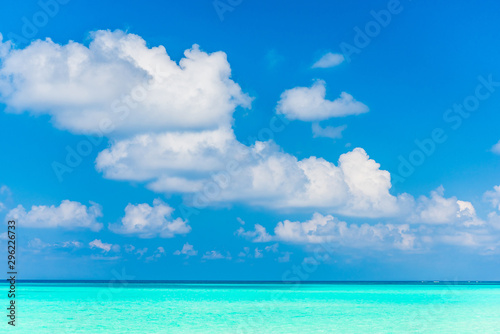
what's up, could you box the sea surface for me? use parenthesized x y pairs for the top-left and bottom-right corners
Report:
(1, 281), (500, 333)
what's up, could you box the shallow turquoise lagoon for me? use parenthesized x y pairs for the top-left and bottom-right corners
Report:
(1, 282), (500, 333)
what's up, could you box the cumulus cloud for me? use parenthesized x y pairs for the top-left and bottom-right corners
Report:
(0, 31), (415, 220)
(100, 137), (404, 217)
(89, 239), (112, 252)
(0, 30), (251, 135)
(174, 242), (198, 257)
(312, 52), (344, 68)
(110, 199), (190, 238)
(202, 250), (231, 260)
(274, 213), (415, 250)
(7, 200), (102, 231)
(411, 187), (481, 225)
(276, 80), (368, 121)
(236, 213), (415, 251)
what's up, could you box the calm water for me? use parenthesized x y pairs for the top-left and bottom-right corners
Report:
(1, 282), (500, 333)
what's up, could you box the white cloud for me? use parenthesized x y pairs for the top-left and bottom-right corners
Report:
(89, 239), (112, 252)
(0, 30), (251, 135)
(202, 250), (231, 260)
(0, 31), (407, 220)
(124, 244), (136, 253)
(276, 80), (368, 121)
(491, 140), (500, 154)
(100, 138), (404, 218)
(274, 213), (415, 250)
(254, 248), (263, 258)
(174, 242), (198, 257)
(28, 238), (83, 250)
(312, 123), (346, 139)
(135, 248), (148, 258)
(146, 246), (166, 262)
(110, 199), (190, 238)
(312, 52), (345, 68)
(484, 185), (500, 211)
(265, 243), (279, 253)
(7, 200), (102, 231)
(0, 185), (11, 195)
(236, 213), (415, 251)
(96, 126), (241, 184)
(236, 224), (273, 242)
(238, 247), (250, 257)
(411, 187), (481, 225)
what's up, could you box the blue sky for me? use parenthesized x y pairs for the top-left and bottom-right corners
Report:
(1, 0), (500, 281)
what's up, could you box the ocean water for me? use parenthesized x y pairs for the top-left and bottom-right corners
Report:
(2, 282), (500, 333)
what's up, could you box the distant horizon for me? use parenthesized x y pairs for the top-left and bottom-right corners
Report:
(7, 279), (500, 284)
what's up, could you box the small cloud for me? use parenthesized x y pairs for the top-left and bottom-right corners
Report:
(238, 247), (250, 257)
(254, 248), (263, 258)
(60, 241), (83, 248)
(28, 238), (48, 249)
(7, 200), (103, 231)
(237, 217), (245, 225)
(312, 123), (347, 139)
(173, 242), (198, 257)
(265, 243), (279, 253)
(312, 52), (344, 69)
(492, 140), (500, 155)
(276, 80), (368, 121)
(89, 239), (112, 252)
(0, 185), (11, 195)
(135, 247), (148, 258)
(236, 224), (273, 242)
(202, 250), (231, 260)
(484, 185), (500, 211)
(145, 247), (166, 262)
(28, 238), (83, 252)
(124, 244), (136, 253)
(110, 199), (190, 238)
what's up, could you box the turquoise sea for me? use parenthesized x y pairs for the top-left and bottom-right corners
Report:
(2, 282), (500, 333)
